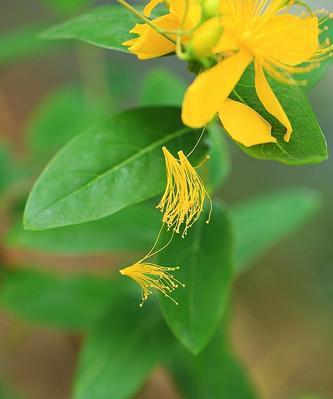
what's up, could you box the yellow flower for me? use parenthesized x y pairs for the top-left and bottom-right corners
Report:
(182, 0), (332, 146)
(122, 0), (202, 60)
(119, 228), (184, 306)
(157, 146), (211, 236)
(122, 0), (332, 147)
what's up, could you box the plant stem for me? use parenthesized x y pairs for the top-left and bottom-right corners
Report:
(116, 0), (176, 44)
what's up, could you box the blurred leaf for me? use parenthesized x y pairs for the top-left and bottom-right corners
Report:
(159, 203), (232, 353)
(41, 0), (91, 14)
(74, 300), (173, 399)
(24, 107), (206, 230)
(300, 18), (333, 91)
(0, 381), (20, 399)
(205, 122), (230, 192)
(231, 66), (327, 165)
(42, 5), (138, 52)
(26, 85), (106, 158)
(0, 143), (16, 196)
(0, 269), (129, 331)
(231, 188), (321, 275)
(7, 203), (160, 254)
(139, 67), (186, 106)
(169, 331), (257, 399)
(0, 25), (55, 67)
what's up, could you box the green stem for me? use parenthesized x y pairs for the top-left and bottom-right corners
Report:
(116, 0), (176, 44)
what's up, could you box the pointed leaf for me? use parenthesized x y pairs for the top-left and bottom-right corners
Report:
(158, 203), (232, 353)
(24, 107), (206, 230)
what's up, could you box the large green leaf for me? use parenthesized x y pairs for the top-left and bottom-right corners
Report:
(158, 202), (232, 353)
(0, 269), (128, 331)
(169, 331), (257, 399)
(42, 5), (138, 52)
(24, 107), (206, 230)
(230, 66), (327, 164)
(7, 203), (160, 254)
(231, 188), (321, 275)
(0, 25), (55, 67)
(26, 85), (106, 158)
(139, 67), (187, 107)
(74, 300), (173, 399)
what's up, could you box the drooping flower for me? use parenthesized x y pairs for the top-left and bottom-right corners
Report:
(121, 0), (332, 147)
(157, 146), (211, 236)
(119, 227), (184, 306)
(120, 263), (183, 306)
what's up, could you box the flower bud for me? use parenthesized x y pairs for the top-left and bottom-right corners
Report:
(202, 0), (220, 19)
(188, 17), (223, 59)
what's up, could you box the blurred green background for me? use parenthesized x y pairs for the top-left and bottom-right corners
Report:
(0, 0), (333, 398)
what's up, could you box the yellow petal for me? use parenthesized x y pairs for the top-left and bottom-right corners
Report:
(256, 15), (318, 66)
(169, 0), (201, 30)
(123, 14), (177, 60)
(218, 98), (275, 147)
(143, 0), (164, 17)
(254, 60), (292, 141)
(182, 50), (253, 128)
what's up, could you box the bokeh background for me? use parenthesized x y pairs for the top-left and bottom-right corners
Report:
(0, 0), (332, 398)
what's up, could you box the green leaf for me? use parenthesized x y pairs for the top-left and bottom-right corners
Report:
(7, 203), (160, 254)
(41, 0), (91, 14)
(74, 300), (173, 399)
(0, 269), (128, 331)
(42, 5), (138, 52)
(231, 65), (327, 164)
(231, 188), (321, 275)
(26, 85), (106, 158)
(0, 25), (55, 67)
(139, 68), (187, 106)
(159, 202), (232, 353)
(24, 107), (206, 231)
(169, 331), (257, 399)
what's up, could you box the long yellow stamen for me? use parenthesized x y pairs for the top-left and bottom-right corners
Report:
(120, 263), (184, 306)
(119, 225), (184, 306)
(157, 146), (211, 237)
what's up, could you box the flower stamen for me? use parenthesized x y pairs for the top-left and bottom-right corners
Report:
(157, 146), (211, 237)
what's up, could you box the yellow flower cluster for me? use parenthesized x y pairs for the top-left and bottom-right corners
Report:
(119, 0), (332, 305)
(122, 0), (332, 147)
